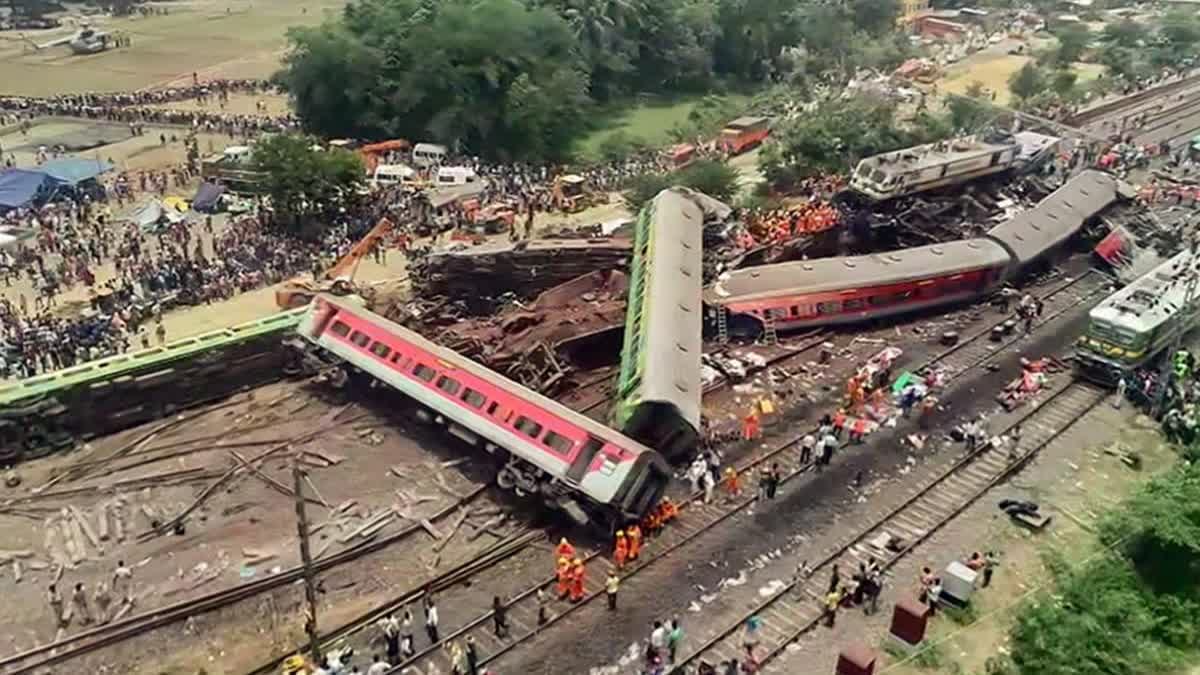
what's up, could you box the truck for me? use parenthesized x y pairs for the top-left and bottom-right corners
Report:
(199, 145), (266, 195)
(718, 117), (770, 155)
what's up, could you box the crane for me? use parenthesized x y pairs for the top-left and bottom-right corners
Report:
(275, 217), (397, 310)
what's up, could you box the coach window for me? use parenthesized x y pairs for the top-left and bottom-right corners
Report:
(370, 342), (391, 359)
(543, 430), (573, 454)
(844, 298), (866, 311)
(514, 416), (543, 439)
(436, 375), (461, 396)
(413, 363), (436, 382)
(350, 331), (370, 348)
(816, 301), (841, 315)
(330, 321), (351, 337)
(461, 388), (487, 409)
(487, 401), (500, 416)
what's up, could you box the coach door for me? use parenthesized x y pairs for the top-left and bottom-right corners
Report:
(566, 435), (606, 483)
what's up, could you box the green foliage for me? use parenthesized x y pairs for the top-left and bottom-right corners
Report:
(1050, 69), (1078, 97)
(596, 131), (647, 163)
(759, 95), (921, 187)
(911, 641), (947, 669)
(1050, 23), (1090, 66)
(250, 134), (364, 233)
(942, 602), (979, 626)
(945, 81), (993, 131)
(1101, 18), (1146, 48)
(622, 159), (739, 210)
(1008, 62), (1048, 101)
(1007, 464), (1200, 675)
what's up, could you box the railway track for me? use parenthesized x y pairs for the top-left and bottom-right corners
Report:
(0, 484), (495, 675)
(669, 380), (1107, 673)
(1071, 71), (1200, 127)
(250, 269), (1112, 675)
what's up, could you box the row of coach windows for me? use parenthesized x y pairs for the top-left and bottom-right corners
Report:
(333, 320), (580, 458)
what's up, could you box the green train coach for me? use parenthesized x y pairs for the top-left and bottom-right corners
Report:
(611, 188), (704, 461)
(0, 308), (305, 464)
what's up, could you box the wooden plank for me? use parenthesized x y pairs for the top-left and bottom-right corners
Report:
(433, 510), (468, 553)
(97, 503), (110, 542)
(70, 506), (103, 554)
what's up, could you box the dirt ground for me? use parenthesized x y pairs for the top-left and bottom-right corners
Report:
(0, 379), (516, 674)
(938, 36), (1105, 106)
(0, 0), (347, 96)
(2, 116), (236, 170)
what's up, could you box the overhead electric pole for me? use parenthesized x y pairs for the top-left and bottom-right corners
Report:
(292, 460), (323, 666)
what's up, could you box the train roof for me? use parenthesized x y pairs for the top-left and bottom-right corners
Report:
(704, 238), (1011, 304)
(986, 170), (1127, 267)
(0, 308), (305, 406)
(318, 296), (657, 451)
(638, 188), (705, 428)
(1090, 249), (1200, 332)
(853, 136), (1015, 176)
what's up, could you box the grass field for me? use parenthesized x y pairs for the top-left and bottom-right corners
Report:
(574, 92), (751, 159)
(0, 0), (346, 96)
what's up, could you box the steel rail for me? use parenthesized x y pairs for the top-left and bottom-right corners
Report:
(669, 380), (1106, 672)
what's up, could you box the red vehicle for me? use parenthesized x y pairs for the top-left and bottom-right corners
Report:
(718, 116), (770, 155)
(668, 143), (696, 170)
(296, 296), (670, 526)
(704, 239), (1012, 335)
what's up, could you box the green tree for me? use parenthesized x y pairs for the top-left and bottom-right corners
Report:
(250, 134), (364, 233)
(1050, 69), (1078, 97)
(848, 0), (900, 37)
(1008, 62), (1047, 101)
(278, 0), (591, 160)
(1052, 23), (1090, 65)
(946, 81), (993, 131)
(1101, 18), (1146, 48)
(623, 159), (738, 209)
(759, 95), (920, 187)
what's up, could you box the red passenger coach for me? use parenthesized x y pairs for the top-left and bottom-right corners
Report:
(297, 296), (670, 526)
(704, 238), (1012, 334)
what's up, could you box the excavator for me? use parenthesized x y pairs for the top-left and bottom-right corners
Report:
(275, 217), (396, 310)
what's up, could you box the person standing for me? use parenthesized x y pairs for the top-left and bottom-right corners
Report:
(824, 588), (841, 627)
(401, 607), (415, 657)
(555, 537), (576, 562)
(570, 558), (586, 602)
(927, 578), (943, 616)
(47, 584), (64, 628)
(465, 636), (479, 675)
(983, 551), (998, 588)
(800, 433), (815, 465)
(767, 463), (781, 499)
(828, 563), (841, 594)
(614, 530), (629, 569)
(649, 621), (668, 662)
(94, 581), (112, 624)
(536, 587), (549, 625)
(424, 595), (440, 644)
(606, 571), (620, 611)
(72, 582), (92, 625)
(491, 596), (509, 638)
(382, 616), (400, 663)
(1115, 376), (1127, 409)
(113, 560), (134, 604)
(668, 618), (683, 663)
(741, 616), (761, 660)
(627, 524), (642, 561)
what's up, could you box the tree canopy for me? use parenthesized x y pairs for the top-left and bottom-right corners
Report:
(250, 134), (364, 233)
(623, 159), (739, 210)
(276, 0), (910, 161)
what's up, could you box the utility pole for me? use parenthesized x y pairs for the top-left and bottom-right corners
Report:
(292, 459), (323, 666)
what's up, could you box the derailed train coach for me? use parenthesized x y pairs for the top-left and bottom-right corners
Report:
(296, 295), (671, 527)
(612, 188), (714, 462)
(705, 170), (1129, 336)
(0, 309), (305, 464)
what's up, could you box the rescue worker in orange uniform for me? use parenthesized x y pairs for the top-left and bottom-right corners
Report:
(627, 524), (643, 561)
(832, 409), (847, 438)
(741, 410), (761, 440)
(723, 467), (742, 497)
(643, 509), (662, 538)
(614, 531), (629, 569)
(570, 559), (586, 602)
(555, 557), (572, 599)
(555, 537), (575, 562)
(659, 498), (679, 524)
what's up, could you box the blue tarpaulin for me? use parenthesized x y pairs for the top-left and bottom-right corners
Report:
(37, 158), (113, 186)
(0, 169), (50, 209)
(192, 182), (225, 213)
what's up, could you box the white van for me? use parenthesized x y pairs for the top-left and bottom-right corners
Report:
(412, 142), (448, 167)
(371, 163), (417, 188)
(435, 166), (479, 187)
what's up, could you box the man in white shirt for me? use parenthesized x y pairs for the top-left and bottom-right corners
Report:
(367, 654), (390, 675)
(649, 621), (667, 662)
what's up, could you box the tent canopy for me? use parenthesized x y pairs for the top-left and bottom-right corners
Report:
(192, 182), (225, 212)
(37, 158), (114, 186)
(0, 169), (51, 209)
(130, 199), (186, 231)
